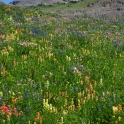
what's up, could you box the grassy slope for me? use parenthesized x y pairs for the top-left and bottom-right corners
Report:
(27, 0), (108, 12)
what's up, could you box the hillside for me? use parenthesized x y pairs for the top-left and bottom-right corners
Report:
(9, 0), (71, 6)
(8, 0), (124, 20)
(23, 0), (124, 20)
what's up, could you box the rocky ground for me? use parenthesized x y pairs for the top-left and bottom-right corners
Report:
(84, 0), (124, 19)
(54, 0), (124, 20)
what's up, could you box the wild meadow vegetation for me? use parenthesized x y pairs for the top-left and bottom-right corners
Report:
(27, 0), (101, 13)
(0, 3), (124, 124)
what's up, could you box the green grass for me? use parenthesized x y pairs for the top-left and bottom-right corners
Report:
(0, 3), (124, 124)
(27, 0), (103, 12)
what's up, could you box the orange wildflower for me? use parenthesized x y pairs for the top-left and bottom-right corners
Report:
(2, 119), (6, 123)
(40, 116), (43, 124)
(117, 104), (122, 111)
(14, 61), (18, 66)
(61, 92), (65, 96)
(34, 118), (38, 122)
(76, 105), (81, 110)
(89, 83), (93, 90)
(17, 28), (21, 33)
(87, 94), (90, 99)
(12, 97), (18, 103)
(0, 31), (2, 37)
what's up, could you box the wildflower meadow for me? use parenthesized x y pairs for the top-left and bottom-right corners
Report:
(0, 3), (124, 124)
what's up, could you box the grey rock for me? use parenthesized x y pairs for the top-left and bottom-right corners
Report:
(69, 0), (80, 3)
(60, 0), (124, 20)
(85, 0), (124, 19)
(41, 0), (64, 5)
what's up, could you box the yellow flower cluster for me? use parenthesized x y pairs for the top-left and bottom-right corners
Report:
(66, 55), (71, 61)
(0, 91), (3, 98)
(112, 104), (123, 114)
(1, 48), (9, 56)
(7, 45), (14, 52)
(43, 99), (57, 114)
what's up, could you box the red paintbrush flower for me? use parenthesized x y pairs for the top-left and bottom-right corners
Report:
(0, 31), (2, 37)
(16, 28), (21, 33)
(0, 106), (11, 115)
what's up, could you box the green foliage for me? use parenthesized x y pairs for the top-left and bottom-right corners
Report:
(0, 3), (124, 124)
